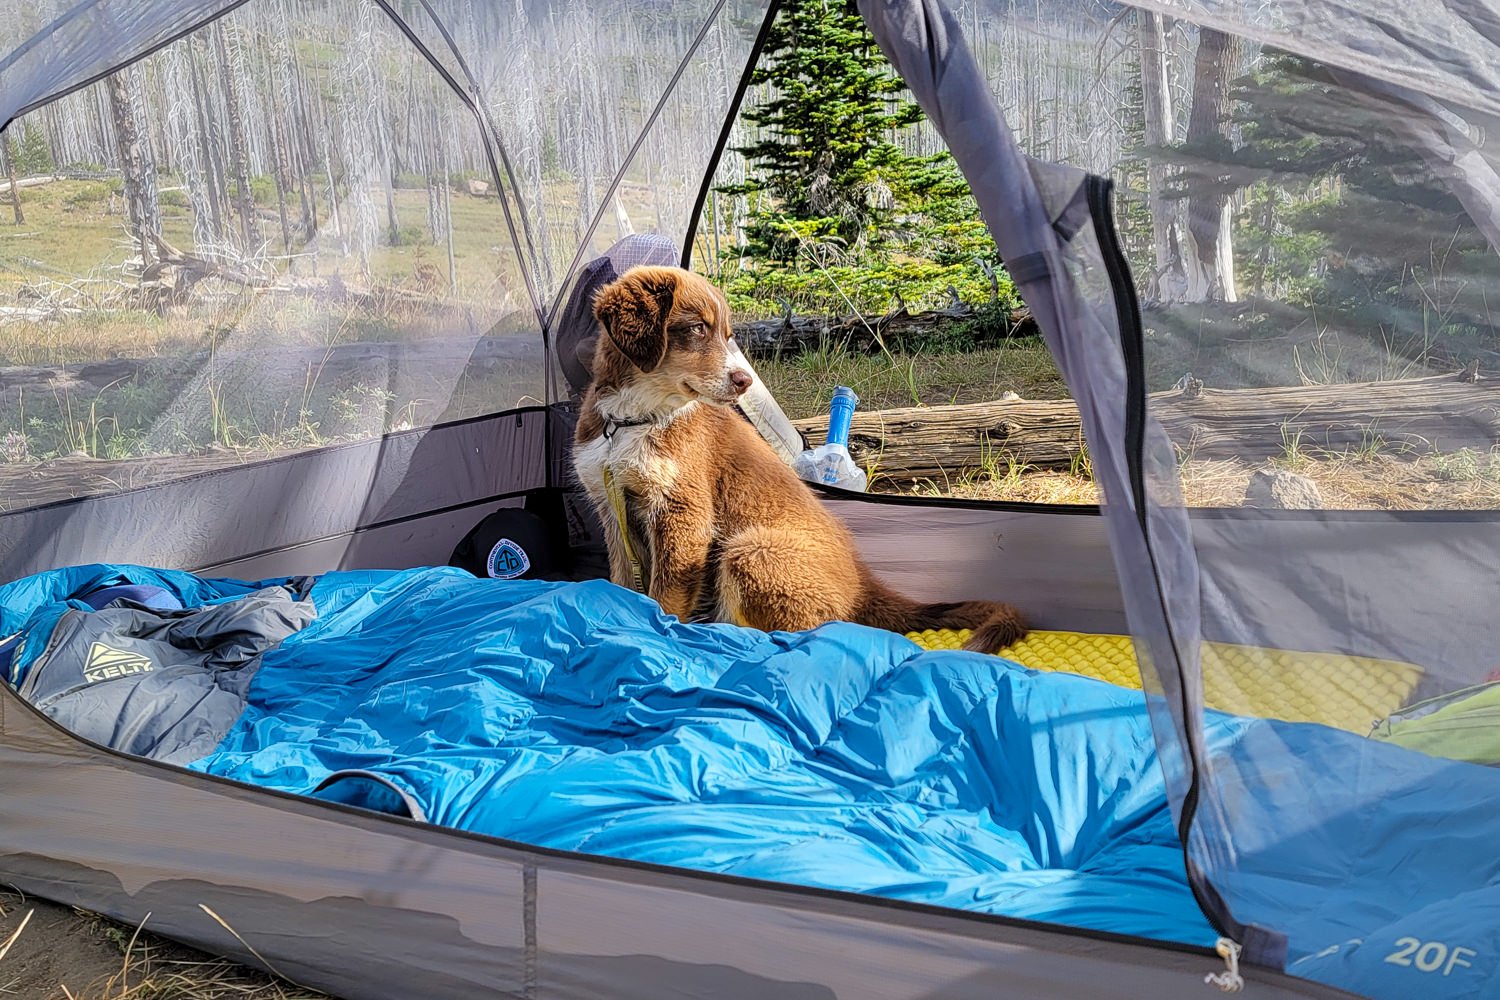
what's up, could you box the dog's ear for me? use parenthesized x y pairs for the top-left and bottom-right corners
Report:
(593, 271), (676, 373)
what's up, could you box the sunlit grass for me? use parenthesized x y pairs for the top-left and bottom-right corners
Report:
(754, 339), (1064, 418)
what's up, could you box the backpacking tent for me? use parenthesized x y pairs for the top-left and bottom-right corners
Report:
(1, 1), (1498, 998)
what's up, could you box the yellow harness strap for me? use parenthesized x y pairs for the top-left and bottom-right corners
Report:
(602, 465), (646, 592)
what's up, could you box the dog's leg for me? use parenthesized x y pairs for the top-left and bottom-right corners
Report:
(718, 526), (856, 632)
(647, 513), (714, 622)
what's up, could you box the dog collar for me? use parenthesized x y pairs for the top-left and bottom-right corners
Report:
(602, 416), (655, 440)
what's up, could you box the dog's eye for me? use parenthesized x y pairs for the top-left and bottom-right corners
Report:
(692, 322), (708, 337)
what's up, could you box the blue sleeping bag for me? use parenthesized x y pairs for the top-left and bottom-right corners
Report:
(2, 564), (1497, 1000)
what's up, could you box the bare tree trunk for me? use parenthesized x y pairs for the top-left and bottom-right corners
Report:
(1184, 27), (1242, 303)
(259, 20), (295, 268)
(383, 157), (400, 245)
(321, 126), (343, 250)
(439, 137), (456, 294)
(276, 0), (316, 244)
(190, 37), (228, 246)
(425, 129), (445, 254)
(105, 68), (161, 270)
(444, 173), (456, 294)
(214, 21), (259, 251)
(0, 134), (23, 225)
(270, 116), (294, 265)
(1137, 11), (1188, 301)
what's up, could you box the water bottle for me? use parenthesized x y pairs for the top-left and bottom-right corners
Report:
(793, 386), (869, 491)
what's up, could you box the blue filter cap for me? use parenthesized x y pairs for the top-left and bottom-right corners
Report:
(826, 386), (859, 447)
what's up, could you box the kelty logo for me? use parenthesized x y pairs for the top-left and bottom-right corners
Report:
(83, 642), (154, 683)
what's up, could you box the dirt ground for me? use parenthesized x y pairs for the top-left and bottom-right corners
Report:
(0, 890), (327, 1000)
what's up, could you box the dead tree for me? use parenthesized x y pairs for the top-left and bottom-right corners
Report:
(0, 132), (23, 225)
(105, 67), (161, 270)
(1183, 27), (1243, 303)
(136, 231), (272, 311)
(213, 21), (260, 251)
(1136, 10), (1187, 300)
(189, 34), (229, 245)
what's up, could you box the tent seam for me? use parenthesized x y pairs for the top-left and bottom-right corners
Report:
(368, 0), (546, 326)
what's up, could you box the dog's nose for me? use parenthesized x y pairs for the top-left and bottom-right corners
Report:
(729, 369), (753, 394)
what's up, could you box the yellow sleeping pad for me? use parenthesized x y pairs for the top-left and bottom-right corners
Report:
(906, 628), (1424, 733)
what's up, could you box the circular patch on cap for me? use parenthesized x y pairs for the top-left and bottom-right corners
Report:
(486, 538), (531, 579)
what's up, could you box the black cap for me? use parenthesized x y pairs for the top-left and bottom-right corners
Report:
(449, 507), (562, 581)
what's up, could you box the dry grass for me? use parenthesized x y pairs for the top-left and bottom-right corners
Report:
(755, 339), (1065, 419)
(1, 175), (668, 313)
(0, 892), (329, 1000)
(911, 450), (1500, 510)
(1, 178), (517, 299)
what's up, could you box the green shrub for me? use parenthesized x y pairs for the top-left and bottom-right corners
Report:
(447, 169), (487, 190)
(388, 224), (428, 246)
(721, 257), (1019, 323)
(12, 122), (54, 175)
(63, 180), (122, 206)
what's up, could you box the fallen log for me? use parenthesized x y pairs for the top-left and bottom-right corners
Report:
(0, 175), (57, 195)
(792, 373), (1500, 482)
(7, 365), (1496, 509)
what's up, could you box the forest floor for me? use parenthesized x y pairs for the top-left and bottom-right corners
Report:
(0, 892), (326, 1000)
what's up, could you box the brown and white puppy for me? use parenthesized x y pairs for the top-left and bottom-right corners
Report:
(572, 265), (1026, 653)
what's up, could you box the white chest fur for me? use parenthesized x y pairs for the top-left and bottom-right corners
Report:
(573, 403), (697, 507)
(574, 405), (694, 590)
(573, 425), (675, 501)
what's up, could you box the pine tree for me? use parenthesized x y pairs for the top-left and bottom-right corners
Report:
(721, 0), (940, 266)
(1236, 57), (1493, 345)
(12, 121), (53, 176)
(1150, 52), (1496, 374)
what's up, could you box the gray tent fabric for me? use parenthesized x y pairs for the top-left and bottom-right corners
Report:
(1122, 0), (1500, 120)
(0, 409), (550, 581)
(0, 682), (1359, 1000)
(957, 0), (1500, 977)
(20, 586), (312, 763)
(0, 0), (244, 129)
(1323, 69), (1500, 254)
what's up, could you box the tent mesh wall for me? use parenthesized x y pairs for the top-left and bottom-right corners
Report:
(0, 0), (246, 130)
(381, 0), (771, 313)
(2, 0), (545, 493)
